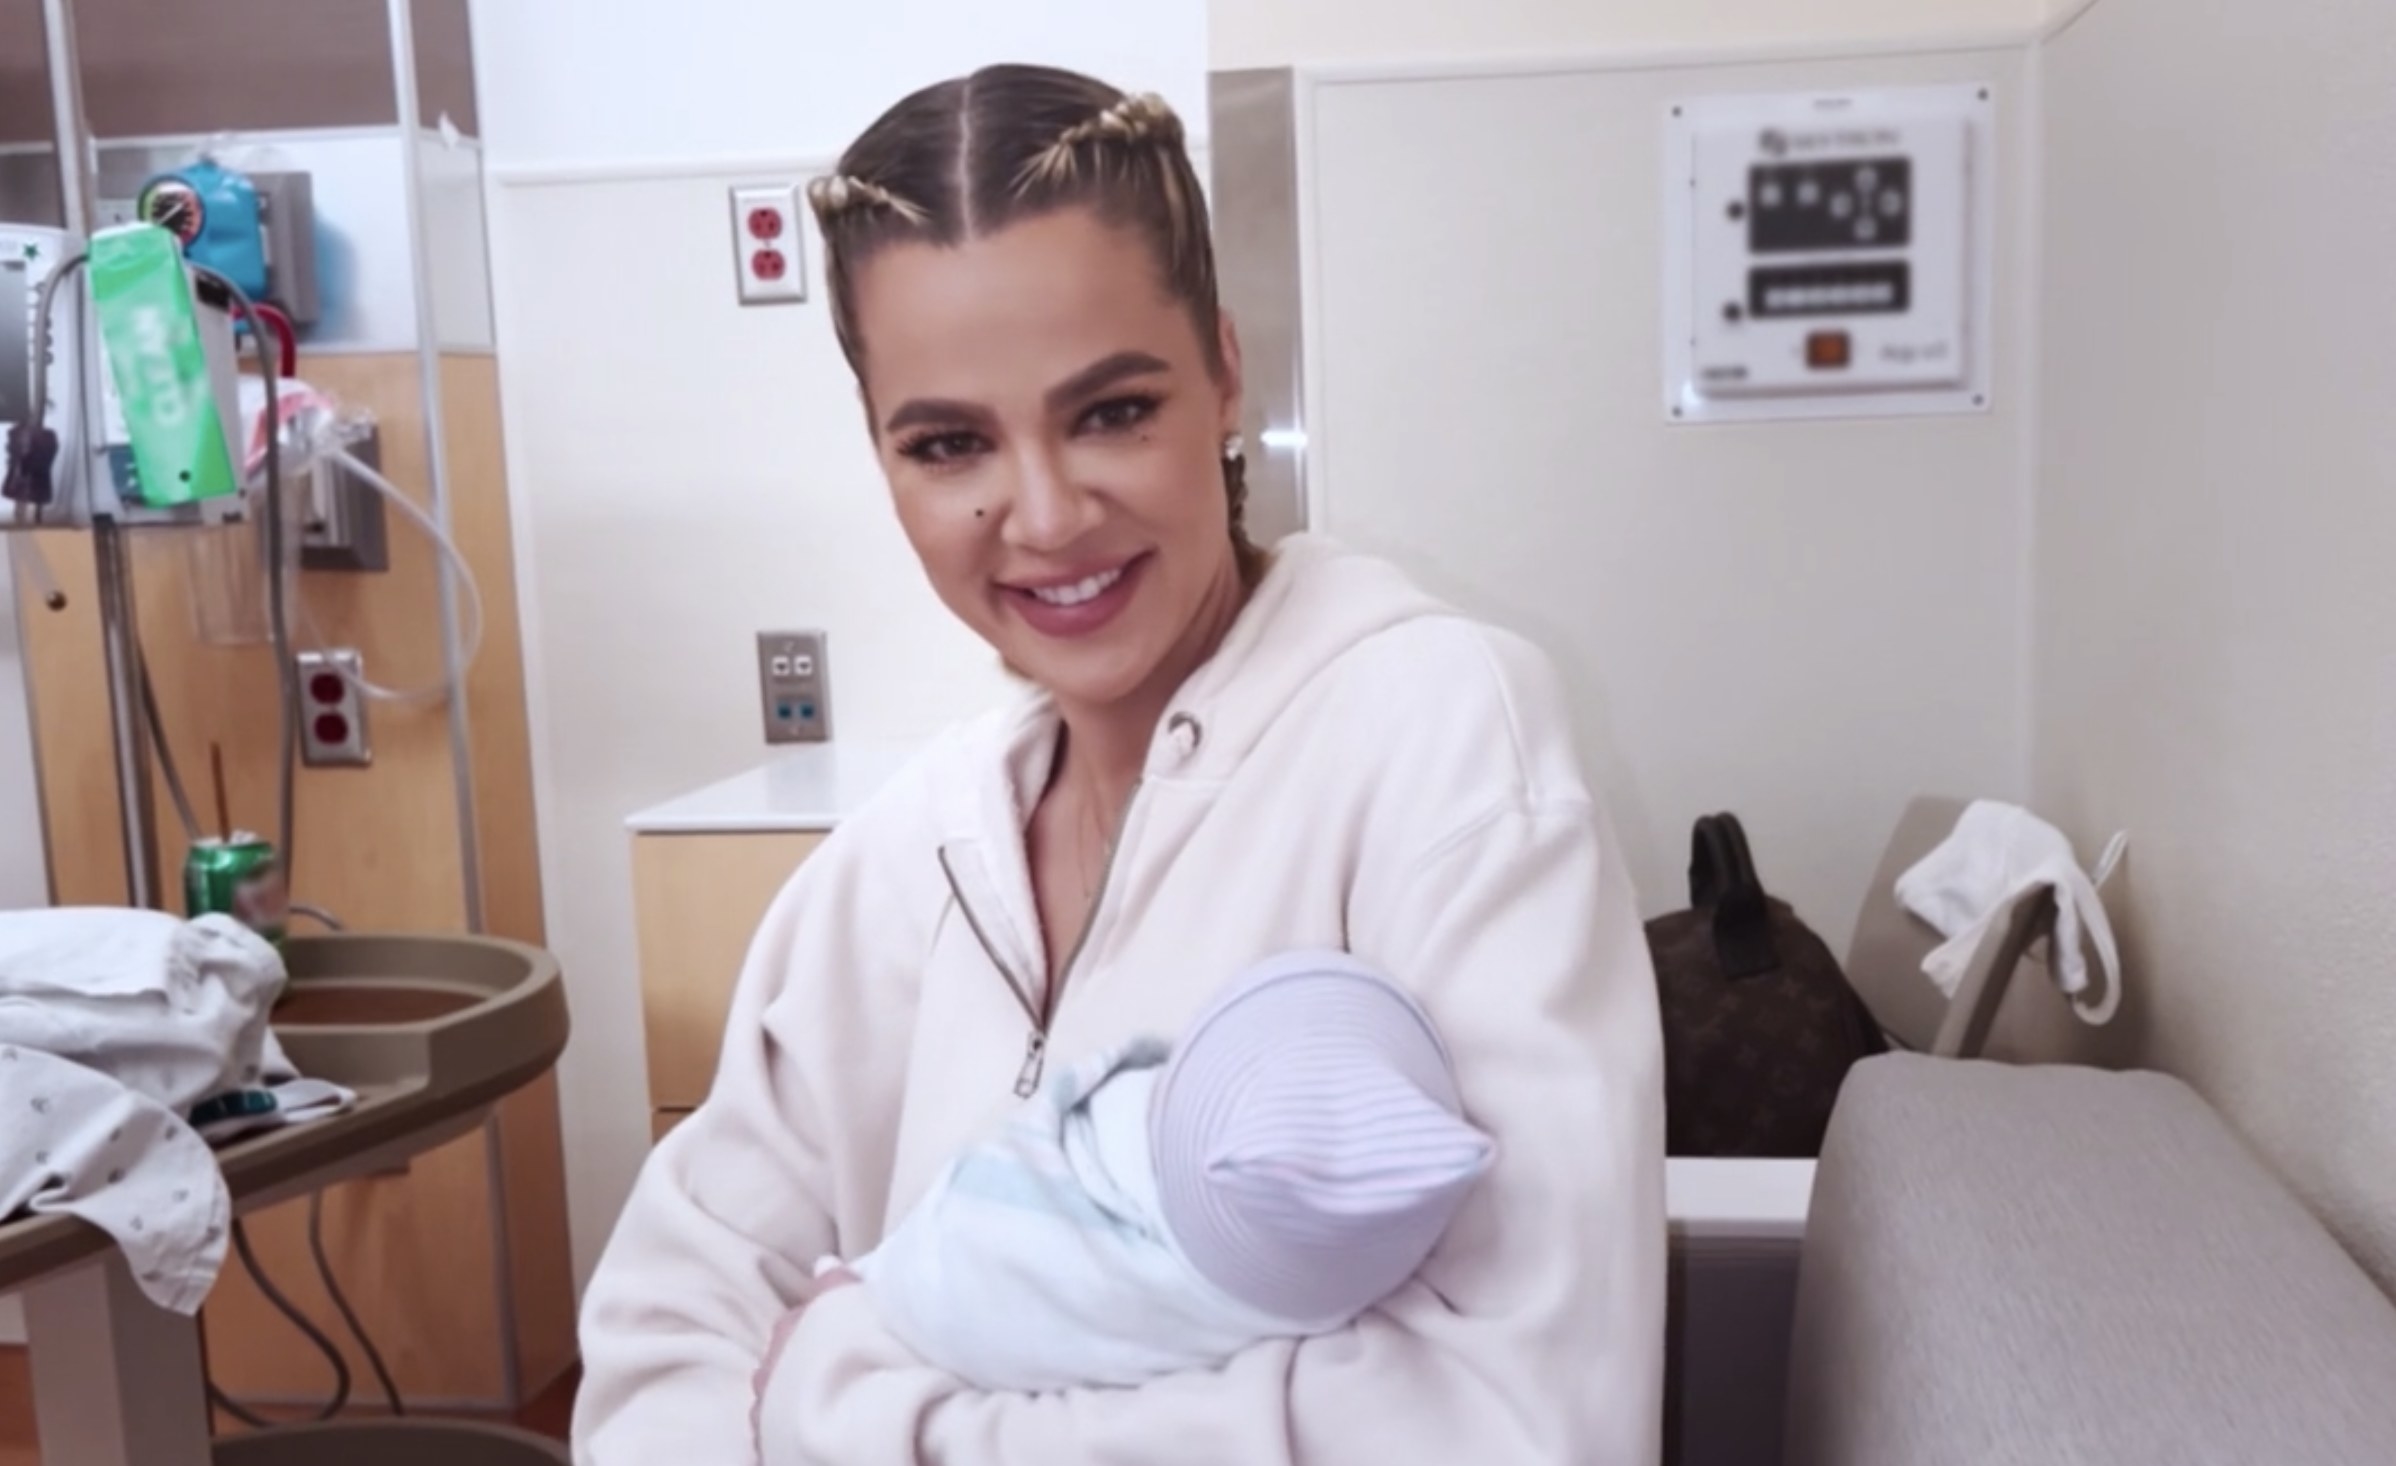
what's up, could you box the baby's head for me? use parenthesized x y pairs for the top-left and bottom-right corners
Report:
(1148, 951), (1496, 1329)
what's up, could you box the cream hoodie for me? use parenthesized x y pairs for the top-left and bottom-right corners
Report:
(573, 536), (1667, 1465)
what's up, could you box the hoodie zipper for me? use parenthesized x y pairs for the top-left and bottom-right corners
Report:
(937, 778), (1143, 1097)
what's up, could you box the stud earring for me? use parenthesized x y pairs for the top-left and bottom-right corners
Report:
(1222, 432), (1245, 464)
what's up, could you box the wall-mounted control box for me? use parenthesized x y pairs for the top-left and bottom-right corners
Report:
(1664, 84), (1995, 423)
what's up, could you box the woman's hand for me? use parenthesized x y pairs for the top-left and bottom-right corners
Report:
(751, 1268), (862, 1458)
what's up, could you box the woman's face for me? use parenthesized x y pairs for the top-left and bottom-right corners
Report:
(850, 207), (1243, 712)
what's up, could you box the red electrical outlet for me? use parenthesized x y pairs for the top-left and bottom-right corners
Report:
(730, 184), (806, 305)
(295, 649), (371, 767)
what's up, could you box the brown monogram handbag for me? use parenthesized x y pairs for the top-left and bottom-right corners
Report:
(1646, 813), (1888, 1157)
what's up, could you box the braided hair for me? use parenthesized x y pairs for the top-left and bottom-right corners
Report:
(807, 65), (1261, 588)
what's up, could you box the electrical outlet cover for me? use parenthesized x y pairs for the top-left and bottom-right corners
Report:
(296, 649), (371, 766)
(758, 630), (829, 743)
(730, 184), (807, 305)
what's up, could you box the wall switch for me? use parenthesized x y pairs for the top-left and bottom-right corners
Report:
(758, 630), (829, 743)
(296, 649), (371, 767)
(730, 184), (807, 305)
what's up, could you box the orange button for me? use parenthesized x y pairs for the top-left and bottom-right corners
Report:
(1806, 331), (1852, 370)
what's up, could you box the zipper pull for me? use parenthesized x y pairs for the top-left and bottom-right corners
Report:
(1013, 1029), (1047, 1098)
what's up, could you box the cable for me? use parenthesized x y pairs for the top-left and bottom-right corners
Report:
(202, 1190), (410, 1425)
(250, 301), (298, 377)
(288, 901), (346, 932)
(208, 1379), (277, 1431)
(230, 1216), (352, 1422)
(18, 254), (86, 501)
(303, 446), (484, 706)
(5, 255), (85, 598)
(309, 1190), (406, 1416)
(137, 646), (204, 845)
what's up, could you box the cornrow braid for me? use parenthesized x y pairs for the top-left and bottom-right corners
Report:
(805, 172), (930, 228)
(1014, 91), (1184, 192)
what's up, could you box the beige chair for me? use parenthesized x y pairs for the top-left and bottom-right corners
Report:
(1843, 797), (2059, 1059)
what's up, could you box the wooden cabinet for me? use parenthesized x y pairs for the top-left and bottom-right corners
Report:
(630, 832), (822, 1126)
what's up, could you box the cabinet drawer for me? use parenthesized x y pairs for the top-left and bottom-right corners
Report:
(631, 831), (823, 1110)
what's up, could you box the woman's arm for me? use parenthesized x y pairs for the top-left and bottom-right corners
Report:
(753, 691), (1669, 1465)
(574, 831), (920, 1465)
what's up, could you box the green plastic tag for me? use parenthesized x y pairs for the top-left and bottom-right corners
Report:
(89, 223), (238, 507)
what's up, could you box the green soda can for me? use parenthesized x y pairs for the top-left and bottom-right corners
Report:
(184, 834), (289, 943)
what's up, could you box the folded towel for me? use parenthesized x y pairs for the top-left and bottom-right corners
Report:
(1895, 800), (2124, 1025)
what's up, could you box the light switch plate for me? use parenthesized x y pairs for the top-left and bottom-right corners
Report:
(730, 184), (807, 305)
(758, 630), (829, 743)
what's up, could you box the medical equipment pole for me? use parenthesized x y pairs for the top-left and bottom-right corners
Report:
(43, 0), (163, 911)
(386, 0), (488, 938)
(93, 538), (161, 907)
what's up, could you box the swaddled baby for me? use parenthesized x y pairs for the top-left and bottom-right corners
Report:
(826, 951), (1496, 1393)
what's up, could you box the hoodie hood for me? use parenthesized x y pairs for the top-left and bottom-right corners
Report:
(1157, 535), (1453, 781)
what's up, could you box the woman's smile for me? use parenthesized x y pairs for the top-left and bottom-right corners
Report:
(1001, 552), (1152, 639)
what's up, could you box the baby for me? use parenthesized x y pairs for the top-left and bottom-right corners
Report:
(826, 950), (1496, 1393)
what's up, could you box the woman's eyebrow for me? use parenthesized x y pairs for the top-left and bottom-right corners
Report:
(883, 396), (990, 435)
(881, 352), (1171, 436)
(1045, 351), (1171, 412)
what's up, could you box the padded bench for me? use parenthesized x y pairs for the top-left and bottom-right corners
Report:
(1784, 1054), (2396, 1466)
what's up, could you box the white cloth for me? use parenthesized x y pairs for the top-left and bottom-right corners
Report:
(846, 1041), (1295, 1392)
(0, 1042), (231, 1312)
(0, 907), (349, 1312)
(0, 908), (284, 1111)
(579, 535), (1666, 1466)
(844, 953), (1493, 1397)
(191, 1027), (359, 1143)
(192, 1075), (360, 1145)
(1895, 800), (2124, 1025)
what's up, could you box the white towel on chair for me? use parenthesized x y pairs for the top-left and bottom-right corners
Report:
(1895, 800), (2124, 1025)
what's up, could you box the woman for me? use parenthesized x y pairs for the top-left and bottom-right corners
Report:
(574, 63), (1665, 1465)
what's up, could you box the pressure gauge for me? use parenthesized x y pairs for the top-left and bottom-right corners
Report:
(136, 176), (205, 247)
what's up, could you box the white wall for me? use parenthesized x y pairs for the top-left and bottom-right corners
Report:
(470, 0), (1207, 1286)
(2034, 0), (2396, 1290)
(1305, 46), (2033, 945)
(1214, 0), (2044, 70)
(475, 0), (1207, 170)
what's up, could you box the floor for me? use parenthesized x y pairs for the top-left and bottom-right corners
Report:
(0, 1347), (576, 1463)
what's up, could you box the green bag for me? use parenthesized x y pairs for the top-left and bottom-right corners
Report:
(89, 222), (239, 508)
